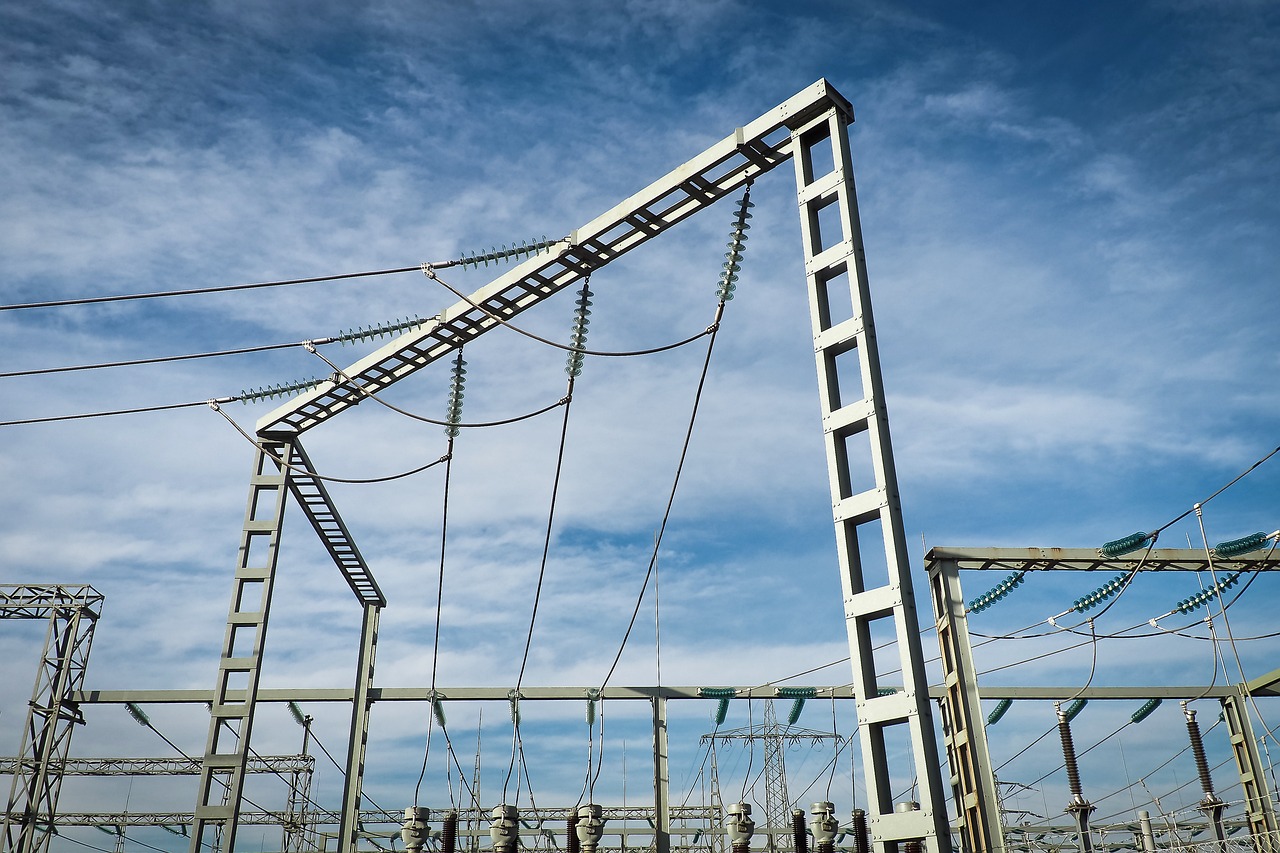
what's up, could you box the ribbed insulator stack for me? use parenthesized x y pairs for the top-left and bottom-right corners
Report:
(441, 810), (458, 853)
(565, 282), (592, 377)
(445, 350), (466, 437)
(851, 809), (869, 853)
(718, 188), (754, 302)
(792, 809), (808, 853)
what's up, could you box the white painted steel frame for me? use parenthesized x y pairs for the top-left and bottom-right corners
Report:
(791, 106), (949, 850)
(200, 78), (951, 850)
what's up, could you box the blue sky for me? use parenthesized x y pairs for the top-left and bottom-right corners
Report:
(3, 0), (1280, 849)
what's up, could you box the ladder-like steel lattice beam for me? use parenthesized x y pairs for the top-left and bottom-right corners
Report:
(282, 441), (385, 607)
(190, 440), (293, 853)
(0, 755), (313, 776)
(791, 103), (950, 849)
(254, 79), (853, 439)
(1, 584), (103, 853)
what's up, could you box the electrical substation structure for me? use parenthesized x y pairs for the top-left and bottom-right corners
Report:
(7, 77), (1280, 853)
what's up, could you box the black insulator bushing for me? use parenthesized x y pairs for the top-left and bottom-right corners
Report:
(1058, 714), (1084, 799)
(852, 809), (869, 853)
(792, 810), (808, 853)
(732, 842), (751, 853)
(567, 813), (580, 853)
(442, 810), (458, 853)
(1186, 715), (1215, 796)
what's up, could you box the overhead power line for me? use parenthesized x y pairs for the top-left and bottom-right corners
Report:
(0, 236), (562, 313)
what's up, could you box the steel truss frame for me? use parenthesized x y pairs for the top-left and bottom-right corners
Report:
(925, 547), (1280, 853)
(186, 78), (949, 852)
(1, 584), (103, 853)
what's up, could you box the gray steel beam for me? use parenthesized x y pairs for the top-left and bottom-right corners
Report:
(73, 684), (1265, 705)
(653, 695), (671, 853)
(0, 755), (312, 776)
(254, 79), (851, 439)
(338, 604), (379, 853)
(929, 559), (1004, 853)
(924, 547), (1280, 573)
(1221, 687), (1279, 850)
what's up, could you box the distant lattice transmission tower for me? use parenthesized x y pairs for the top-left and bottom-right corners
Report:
(703, 700), (843, 852)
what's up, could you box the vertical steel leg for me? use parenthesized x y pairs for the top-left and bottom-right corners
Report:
(339, 602), (380, 853)
(1222, 687), (1278, 851)
(191, 440), (293, 853)
(790, 107), (949, 851)
(653, 695), (671, 853)
(927, 557), (1004, 852)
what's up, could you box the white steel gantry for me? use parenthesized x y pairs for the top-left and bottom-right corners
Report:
(187, 79), (949, 852)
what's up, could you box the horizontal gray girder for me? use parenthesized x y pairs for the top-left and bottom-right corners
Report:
(71, 683), (1273, 704)
(255, 79), (853, 438)
(925, 546), (1280, 573)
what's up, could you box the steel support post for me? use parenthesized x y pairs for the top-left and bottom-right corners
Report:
(2, 585), (102, 853)
(339, 602), (381, 853)
(791, 104), (948, 851)
(927, 558), (1004, 853)
(191, 439), (294, 853)
(652, 695), (671, 853)
(1221, 687), (1279, 851)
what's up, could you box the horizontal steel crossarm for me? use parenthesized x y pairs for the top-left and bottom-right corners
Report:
(925, 546), (1280, 572)
(0, 755), (312, 776)
(280, 440), (384, 605)
(0, 585), (103, 619)
(74, 685), (858, 703)
(40, 806), (718, 828)
(255, 79), (852, 439)
(74, 683), (1250, 704)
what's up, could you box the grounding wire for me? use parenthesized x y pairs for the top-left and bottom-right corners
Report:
(212, 402), (452, 484)
(305, 343), (571, 429)
(0, 265), (427, 312)
(595, 297), (727, 693)
(127, 707), (301, 842)
(0, 338), (313, 379)
(502, 371), (577, 803)
(422, 265), (720, 358)
(415, 420), (458, 807)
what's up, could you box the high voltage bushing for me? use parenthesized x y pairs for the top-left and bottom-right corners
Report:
(724, 802), (755, 853)
(575, 804), (605, 853)
(850, 808), (869, 853)
(809, 802), (838, 853)
(442, 809), (459, 853)
(1183, 703), (1229, 845)
(566, 810), (580, 853)
(401, 807), (429, 852)
(1056, 704), (1096, 853)
(792, 809), (808, 853)
(1182, 704), (1219, 801)
(489, 804), (519, 853)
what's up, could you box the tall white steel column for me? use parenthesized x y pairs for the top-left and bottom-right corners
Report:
(790, 105), (950, 851)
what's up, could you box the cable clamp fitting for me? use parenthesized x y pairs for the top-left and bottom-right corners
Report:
(421, 262), (438, 280)
(303, 340), (318, 354)
(207, 400), (222, 412)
